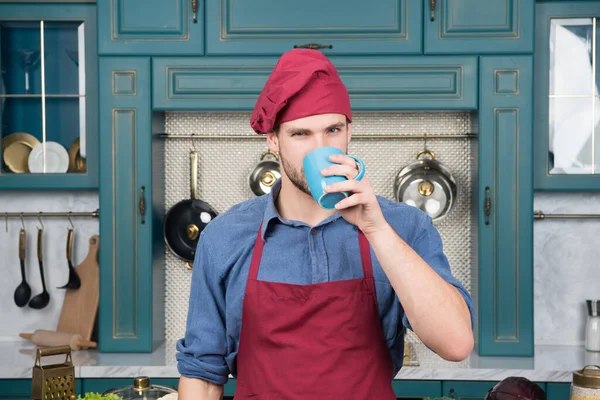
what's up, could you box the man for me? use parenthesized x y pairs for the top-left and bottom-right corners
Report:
(176, 49), (475, 399)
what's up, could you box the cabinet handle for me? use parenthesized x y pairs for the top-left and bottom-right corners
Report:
(293, 43), (333, 50)
(484, 186), (492, 225)
(139, 186), (146, 225)
(192, 0), (198, 24)
(449, 388), (455, 399)
(430, 0), (436, 21)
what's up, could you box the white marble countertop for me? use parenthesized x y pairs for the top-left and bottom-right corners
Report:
(2, 340), (599, 382)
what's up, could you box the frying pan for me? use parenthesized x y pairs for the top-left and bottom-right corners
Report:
(163, 151), (218, 268)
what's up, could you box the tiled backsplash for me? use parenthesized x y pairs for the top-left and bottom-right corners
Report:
(162, 111), (477, 364)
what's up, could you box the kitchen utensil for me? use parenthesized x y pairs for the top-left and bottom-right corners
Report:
(3, 140), (35, 173)
(56, 235), (99, 341)
(28, 141), (70, 173)
(302, 146), (365, 209)
(20, 330), (96, 350)
(394, 149), (458, 221)
(163, 151), (218, 268)
(57, 228), (81, 289)
(586, 300), (600, 352)
(103, 376), (177, 400)
(1, 132), (40, 172)
(249, 150), (281, 196)
(31, 346), (76, 400)
(570, 365), (600, 400)
(67, 138), (86, 173)
(14, 228), (31, 307)
(29, 228), (50, 309)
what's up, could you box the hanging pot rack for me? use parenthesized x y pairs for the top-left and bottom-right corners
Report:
(1, 209), (99, 219)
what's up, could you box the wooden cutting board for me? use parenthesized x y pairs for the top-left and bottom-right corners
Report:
(56, 235), (99, 341)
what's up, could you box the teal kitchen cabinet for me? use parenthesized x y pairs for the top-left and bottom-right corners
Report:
(442, 381), (546, 400)
(204, 0), (422, 55)
(534, 2), (600, 190)
(152, 56), (477, 111)
(98, 0), (204, 55)
(478, 56), (534, 356)
(546, 383), (571, 400)
(392, 380), (442, 398)
(0, 3), (98, 189)
(0, 379), (82, 399)
(424, 0), (534, 54)
(98, 57), (165, 352)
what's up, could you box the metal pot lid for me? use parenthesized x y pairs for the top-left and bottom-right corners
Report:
(394, 149), (457, 221)
(573, 365), (600, 389)
(102, 376), (177, 400)
(249, 150), (281, 196)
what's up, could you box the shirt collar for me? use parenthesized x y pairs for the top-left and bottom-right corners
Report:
(260, 179), (343, 240)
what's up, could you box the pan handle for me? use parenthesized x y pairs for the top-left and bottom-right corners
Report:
(139, 186), (146, 225)
(190, 151), (199, 200)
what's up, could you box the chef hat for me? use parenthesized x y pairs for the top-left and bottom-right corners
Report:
(250, 49), (352, 134)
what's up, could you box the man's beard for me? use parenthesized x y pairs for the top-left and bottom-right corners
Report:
(279, 151), (312, 196)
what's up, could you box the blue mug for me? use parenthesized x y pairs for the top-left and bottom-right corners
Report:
(302, 146), (366, 209)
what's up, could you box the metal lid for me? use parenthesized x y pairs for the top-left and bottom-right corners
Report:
(103, 376), (177, 400)
(573, 365), (600, 389)
(587, 300), (600, 316)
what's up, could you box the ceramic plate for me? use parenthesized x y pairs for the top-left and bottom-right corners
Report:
(3, 141), (35, 173)
(28, 142), (70, 173)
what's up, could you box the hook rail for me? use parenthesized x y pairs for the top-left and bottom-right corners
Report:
(534, 210), (600, 220)
(1, 209), (99, 219)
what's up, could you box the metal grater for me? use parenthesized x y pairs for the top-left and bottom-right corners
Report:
(31, 345), (76, 400)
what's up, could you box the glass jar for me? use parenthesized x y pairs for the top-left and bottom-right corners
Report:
(587, 300), (600, 352)
(102, 376), (177, 400)
(571, 365), (600, 400)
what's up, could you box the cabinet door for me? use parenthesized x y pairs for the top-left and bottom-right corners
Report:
(478, 56), (534, 356)
(424, 0), (534, 54)
(546, 383), (571, 400)
(98, 0), (204, 55)
(205, 0), (422, 55)
(392, 380), (442, 399)
(152, 56), (477, 111)
(98, 57), (165, 352)
(534, 2), (600, 190)
(0, 4), (98, 190)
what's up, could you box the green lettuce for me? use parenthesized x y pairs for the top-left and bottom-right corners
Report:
(77, 392), (123, 400)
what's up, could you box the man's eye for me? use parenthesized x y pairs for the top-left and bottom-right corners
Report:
(292, 132), (306, 136)
(329, 128), (339, 133)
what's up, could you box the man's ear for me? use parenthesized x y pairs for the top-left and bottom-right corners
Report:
(266, 131), (279, 153)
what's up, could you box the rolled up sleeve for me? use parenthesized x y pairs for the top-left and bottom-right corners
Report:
(176, 231), (230, 384)
(403, 213), (476, 331)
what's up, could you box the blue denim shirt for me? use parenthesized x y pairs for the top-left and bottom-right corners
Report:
(176, 181), (475, 384)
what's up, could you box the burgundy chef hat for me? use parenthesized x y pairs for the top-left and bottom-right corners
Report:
(250, 49), (352, 134)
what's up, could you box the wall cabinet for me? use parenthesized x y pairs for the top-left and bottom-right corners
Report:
(98, 57), (165, 352)
(204, 0), (422, 55)
(478, 56), (534, 356)
(534, 1), (600, 190)
(0, 3), (98, 190)
(98, 0), (204, 55)
(425, 0), (534, 54)
(152, 56), (477, 111)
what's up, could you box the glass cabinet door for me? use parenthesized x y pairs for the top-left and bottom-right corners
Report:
(547, 17), (600, 175)
(0, 19), (87, 175)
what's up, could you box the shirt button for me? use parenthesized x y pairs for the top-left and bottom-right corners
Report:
(310, 228), (317, 235)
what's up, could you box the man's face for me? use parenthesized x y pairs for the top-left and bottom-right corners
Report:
(267, 113), (351, 196)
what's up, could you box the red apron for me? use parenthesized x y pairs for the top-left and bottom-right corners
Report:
(234, 225), (396, 399)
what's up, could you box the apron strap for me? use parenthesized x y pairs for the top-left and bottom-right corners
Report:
(249, 222), (375, 286)
(248, 223), (265, 280)
(358, 230), (375, 292)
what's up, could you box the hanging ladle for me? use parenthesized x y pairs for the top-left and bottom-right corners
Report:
(13, 216), (31, 307)
(29, 219), (50, 309)
(57, 215), (80, 290)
